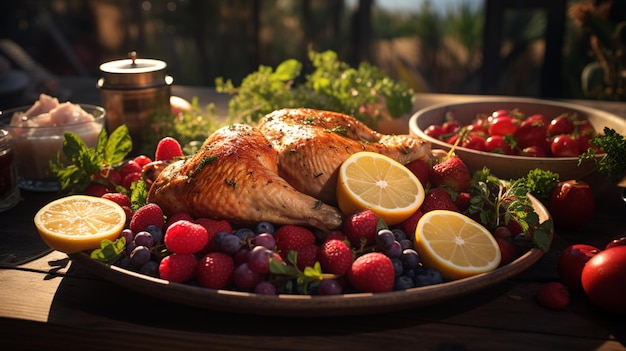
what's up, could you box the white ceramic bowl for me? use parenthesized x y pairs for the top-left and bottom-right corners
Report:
(409, 97), (626, 196)
(0, 104), (105, 191)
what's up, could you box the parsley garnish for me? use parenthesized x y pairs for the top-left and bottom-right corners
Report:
(579, 127), (626, 182)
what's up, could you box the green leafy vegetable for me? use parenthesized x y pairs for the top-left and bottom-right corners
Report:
(216, 49), (414, 127)
(130, 179), (149, 211)
(465, 168), (552, 252)
(269, 250), (338, 294)
(579, 127), (626, 182)
(523, 169), (560, 204)
(50, 125), (133, 194)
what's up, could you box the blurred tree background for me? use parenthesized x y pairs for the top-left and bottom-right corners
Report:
(1, 0), (625, 100)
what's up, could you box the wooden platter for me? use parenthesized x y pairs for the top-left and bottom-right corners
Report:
(69, 196), (552, 317)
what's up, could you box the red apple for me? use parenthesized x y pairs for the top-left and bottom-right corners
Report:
(557, 244), (601, 291)
(548, 180), (595, 230)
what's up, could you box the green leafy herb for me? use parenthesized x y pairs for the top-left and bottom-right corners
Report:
(269, 250), (337, 294)
(50, 125), (133, 194)
(579, 127), (626, 182)
(90, 237), (126, 264)
(130, 179), (148, 211)
(465, 168), (552, 252)
(523, 169), (560, 204)
(216, 49), (414, 127)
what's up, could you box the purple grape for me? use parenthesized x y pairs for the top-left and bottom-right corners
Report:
(391, 228), (407, 241)
(233, 247), (251, 266)
(233, 263), (261, 290)
(126, 240), (137, 255)
(399, 239), (413, 250)
(254, 233), (276, 249)
(383, 240), (402, 258)
(390, 257), (404, 276)
(130, 245), (151, 266)
(134, 231), (154, 247)
(400, 248), (419, 269)
(121, 228), (135, 244)
(248, 246), (273, 274)
(210, 231), (230, 250)
(318, 279), (342, 295)
(254, 281), (277, 295)
(376, 229), (395, 250)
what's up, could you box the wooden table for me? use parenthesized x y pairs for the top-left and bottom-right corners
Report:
(1, 82), (626, 350)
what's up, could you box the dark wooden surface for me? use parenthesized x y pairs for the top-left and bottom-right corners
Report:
(1, 83), (626, 350)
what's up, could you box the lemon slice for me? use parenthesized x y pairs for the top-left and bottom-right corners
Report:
(414, 210), (501, 280)
(336, 151), (425, 225)
(34, 195), (127, 254)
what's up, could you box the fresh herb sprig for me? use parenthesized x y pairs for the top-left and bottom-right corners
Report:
(579, 127), (626, 182)
(216, 49), (414, 127)
(50, 125), (133, 194)
(466, 168), (552, 252)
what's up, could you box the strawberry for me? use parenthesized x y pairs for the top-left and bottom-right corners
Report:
(274, 225), (316, 257)
(318, 239), (353, 275)
(197, 252), (234, 289)
(348, 252), (394, 293)
(101, 192), (132, 208)
(343, 209), (379, 247)
(536, 282), (570, 310)
(194, 218), (233, 252)
(420, 188), (458, 213)
(395, 209), (423, 238)
(405, 159), (430, 186)
(164, 220), (209, 254)
(430, 156), (471, 192)
(130, 203), (165, 233)
(454, 191), (472, 212)
(294, 244), (319, 271)
(158, 253), (198, 283)
(133, 155), (153, 168)
(155, 136), (184, 161)
(324, 230), (348, 243)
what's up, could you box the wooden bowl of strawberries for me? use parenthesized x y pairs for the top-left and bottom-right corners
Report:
(409, 97), (626, 198)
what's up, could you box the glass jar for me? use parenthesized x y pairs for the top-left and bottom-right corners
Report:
(0, 129), (20, 212)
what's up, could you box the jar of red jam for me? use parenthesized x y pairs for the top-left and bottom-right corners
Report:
(0, 129), (19, 212)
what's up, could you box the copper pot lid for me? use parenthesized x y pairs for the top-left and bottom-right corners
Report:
(98, 51), (173, 89)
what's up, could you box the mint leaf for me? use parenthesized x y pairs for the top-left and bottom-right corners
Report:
(90, 237), (126, 264)
(104, 124), (133, 165)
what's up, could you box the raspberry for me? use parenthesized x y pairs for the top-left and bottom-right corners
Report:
(193, 218), (233, 252)
(274, 225), (316, 258)
(119, 160), (143, 179)
(164, 212), (194, 231)
(133, 155), (153, 168)
(130, 203), (165, 233)
(319, 239), (353, 275)
(155, 136), (184, 161)
(122, 172), (142, 190)
(343, 209), (379, 247)
(348, 252), (394, 293)
(158, 253), (198, 283)
(164, 220), (209, 254)
(101, 192), (132, 208)
(294, 244), (319, 271)
(536, 282), (570, 310)
(197, 252), (234, 289)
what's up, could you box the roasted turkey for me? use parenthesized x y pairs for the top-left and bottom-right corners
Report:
(146, 108), (431, 232)
(146, 123), (344, 231)
(257, 108), (431, 204)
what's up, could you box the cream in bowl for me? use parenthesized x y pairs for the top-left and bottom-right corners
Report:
(0, 94), (105, 191)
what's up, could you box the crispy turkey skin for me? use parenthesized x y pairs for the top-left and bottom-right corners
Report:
(257, 108), (431, 204)
(147, 123), (344, 231)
